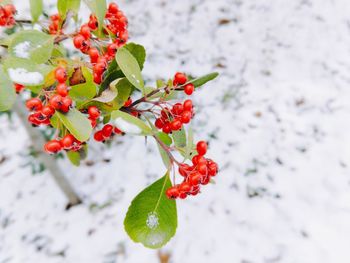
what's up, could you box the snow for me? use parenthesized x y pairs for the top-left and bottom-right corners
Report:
(1, 0), (350, 262)
(8, 68), (43, 85)
(114, 117), (142, 134)
(13, 41), (31, 59)
(146, 212), (159, 230)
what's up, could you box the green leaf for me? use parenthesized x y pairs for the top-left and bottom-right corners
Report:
(3, 57), (53, 86)
(8, 30), (54, 64)
(55, 108), (92, 142)
(111, 110), (152, 135)
(51, 44), (67, 58)
(124, 42), (146, 70)
(69, 67), (97, 102)
(184, 126), (194, 160)
(93, 84), (118, 103)
(124, 174), (177, 249)
(58, 0), (81, 20)
(110, 77), (132, 109)
(66, 150), (80, 166)
(172, 129), (186, 148)
(116, 46), (144, 91)
(188, 72), (219, 88)
(156, 133), (172, 168)
(84, 0), (106, 33)
(30, 0), (43, 22)
(158, 132), (172, 146)
(0, 65), (16, 111)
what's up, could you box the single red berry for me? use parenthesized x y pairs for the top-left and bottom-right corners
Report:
(26, 98), (43, 111)
(60, 134), (75, 149)
(170, 119), (182, 131)
(89, 48), (99, 63)
(178, 164), (191, 177)
(190, 185), (200, 196)
(107, 43), (118, 56)
(184, 83), (194, 95)
(108, 3), (119, 14)
(192, 154), (206, 165)
(80, 24), (91, 39)
(14, 83), (24, 93)
(4, 4), (16, 16)
(180, 111), (192, 124)
(201, 175), (211, 185)
(55, 67), (67, 83)
(88, 106), (100, 119)
(94, 130), (104, 142)
(155, 118), (165, 129)
(197, 163), (208, 175)
(60, 97), (72, 113)
(44, 140), (62, 154)
(162, 123), (171, 134)
(179, 182), (192, 193)
(113, 126), (123, 134)
(41, 105), (55, 117)
(93, 73), (102, 84)
(80, 39), (91, 53)
(124, 97), (132, 107)
(196, 141), (208, 156)
(188, 172), (202, 186)
(56, 83), (68, 97)
(88, 15), (98, 30)
(102, 124), (114, 138)
(183, 99), (193, 111)
(208, 161), (218, 176)
(73, 34), (85, 49)
(174, 72), (187, 85)
(172, 103), (183, 116)
(179, 192), (188, 199)
(49, 94), (63, 110)
(93, 62), (106, 75)
(166, 186), (180, 199)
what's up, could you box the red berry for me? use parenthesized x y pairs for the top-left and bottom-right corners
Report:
(93, 62), (106, 75)
(178, 164), (191, 177)
(184, 83), (194, 95)
(26, 98), (42, 111)
(88, 15), (98, 30)
(183, 99), (193, 111)
(107, 43), (118, 56)
(155, 118), (165, 129)
(89, 48), (99, 63)
(174, 72), (187, 85)
(73, 34), (85, 49)
(197, 163), (208, 175)
(162, 123), (171, 134)
(102, 124), (114, 138)
(41, 105), (55, 117)
(56, 83), (68, 97)
(88, 106), (100, 119)
(166, 186), (180, 199)
(172, 103), (183, 116)
(196, 141), (207, 156)
(94, 131), (104, 142)
(181, 111), (192, 124)
(108, 3), (119, 14)
(188, 172), (202, 186)
(80, 24), (91, 39)
(61, 134), (75, 149)
(14, 83), (24, 93)
(44, 140), (62, 154)
(113, 126), (123, 134)
(170, 119), (182, 131)
(49, 94), (63, 110)
(55, 67), (67, 83)
(93, 73), (102, 84)
(179, 182), (192, 193)
(208, 161), (218, 176)
(124, 97), (132, 107)
(60, 97), (72, 113)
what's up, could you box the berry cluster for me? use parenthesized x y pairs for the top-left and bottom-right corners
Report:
(44, 134), (82, 154)
(73, 3), (129, 84)
(0, 4), (16, 27)
(48, 14), (61, 35)
(26, 67), (72, 126)
(173, 72), (195, 96)
(166, 141), (218, 199)
(94, 124), (123, 142)
(154, 99), (194, 134)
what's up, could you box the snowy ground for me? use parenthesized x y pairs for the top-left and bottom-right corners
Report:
(1, 0), (350, 262)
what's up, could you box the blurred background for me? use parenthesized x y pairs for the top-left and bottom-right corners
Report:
(1, 0), (350, 262)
